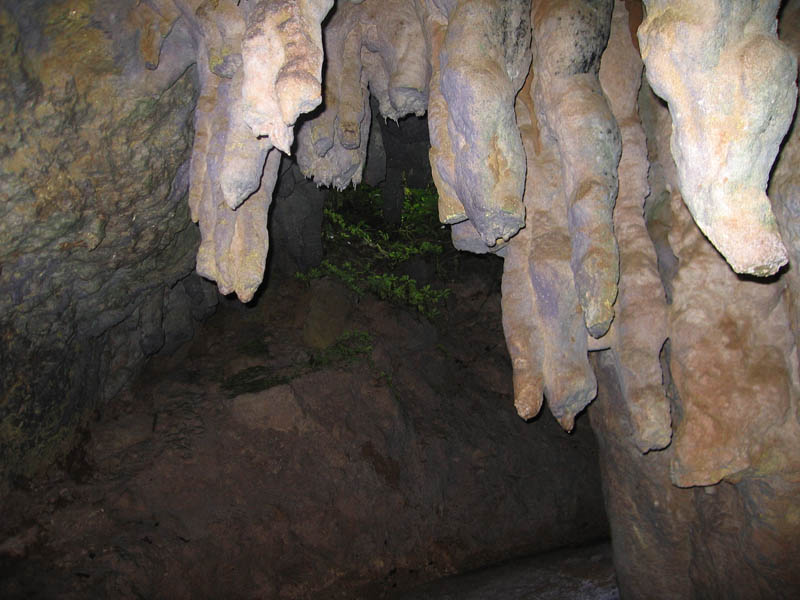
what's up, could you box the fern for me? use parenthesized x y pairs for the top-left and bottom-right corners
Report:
(296, 183), (453, 319)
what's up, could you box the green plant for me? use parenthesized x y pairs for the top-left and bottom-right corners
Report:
(296, 183), (454, 319)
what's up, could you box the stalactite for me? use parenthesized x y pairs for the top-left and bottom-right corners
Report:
(428, 0), (531, 246)
(506, 70), (597, 432)
(296, 0), (429, 189)
(531, 0), (621, 338)
(596, 0), (670, 452)
(638, 0), (798, 276)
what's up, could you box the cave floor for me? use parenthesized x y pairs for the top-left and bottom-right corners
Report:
(390, 542), (618, 600)
(1, 261), (615, 599)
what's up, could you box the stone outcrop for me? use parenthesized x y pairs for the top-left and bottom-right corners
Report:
(639, 0), (798, 276)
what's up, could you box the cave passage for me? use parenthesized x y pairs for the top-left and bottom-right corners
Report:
(2, 1), (800, 598)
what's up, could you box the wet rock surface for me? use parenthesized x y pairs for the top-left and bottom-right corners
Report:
(0, 268), (608, 599)
(392, 542), (617, 600)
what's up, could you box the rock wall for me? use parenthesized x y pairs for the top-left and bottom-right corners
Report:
(0, 0), (216, 493)
(0, 0), (336, 493)
(268, 157), (326, 277)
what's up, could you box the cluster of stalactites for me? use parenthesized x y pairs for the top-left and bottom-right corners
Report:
(296, 0), (798, 458)
(483, 0), (798, 465)
(137, 1), (799, 466)
(137, 0), (334, 302)
(295, 0), (431, 190)
(502, 0), (796, 453)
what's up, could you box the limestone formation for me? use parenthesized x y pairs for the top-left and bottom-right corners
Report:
(498, 0), (623, 429)
(770, 0), (800, 355)
(532, 0), (621, 338)
(504, 73), (597, 431)
(0, 0), (216, 490)
(297, 0), (429, 189)
(189, 66), (281, 301)
(584, 4), (800, 595)
(178, 0), (333, 301)
(427, 0), (531, 246)
(630, 52), (800, 488)
(639, 0), (798, 276)
(589, 354), (800, 599)
(596, 0), (670, 451)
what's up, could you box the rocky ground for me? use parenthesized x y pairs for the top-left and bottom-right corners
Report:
(0, 257), (611, 599)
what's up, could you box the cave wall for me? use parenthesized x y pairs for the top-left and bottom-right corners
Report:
(0, 0), (337, 494)
(0, 1), (218, 492)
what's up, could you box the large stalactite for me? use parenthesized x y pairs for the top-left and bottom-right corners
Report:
(639, 0), (797, 277)
(140, 0), (334, 302)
